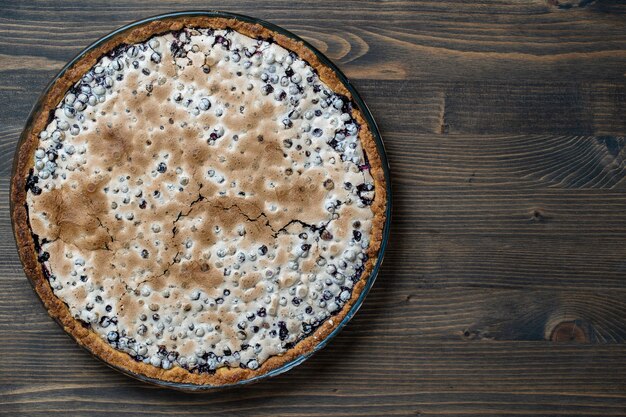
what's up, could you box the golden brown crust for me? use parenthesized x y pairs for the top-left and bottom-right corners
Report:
(11, 15), (387, 387)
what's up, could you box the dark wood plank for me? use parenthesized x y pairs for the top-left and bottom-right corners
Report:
(386, 133), (626, 189)
(2, 1), (626, 416)
(2, 0), (626, 83)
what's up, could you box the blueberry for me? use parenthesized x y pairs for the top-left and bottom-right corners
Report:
(320, 230), (333, 241)
(278, 321), (289, 341)
(312, 128), (323, 137)
(64, 106), (76, 118)
(155, 345), (167, 357)
(257, 307), (267, 317)
(353, 230), (362, 242)
(105, 305), (112, 312)
(199, 98), (211, 111)
(258, 245), (268, 256)
(213, 35), (231, 50)
(357, 183), (374, 192)
(141, 249), (149, 259)
(170, 41), (185, 58)
(157, 162), (167, 173)
(25, 171), (39, 192)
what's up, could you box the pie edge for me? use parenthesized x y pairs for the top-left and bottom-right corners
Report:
(10, 15), (388, 387)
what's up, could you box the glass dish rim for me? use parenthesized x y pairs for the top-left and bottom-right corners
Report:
(12, 10), (393, 391)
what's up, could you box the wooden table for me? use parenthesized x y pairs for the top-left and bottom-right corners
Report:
(2, 1), (626, 416)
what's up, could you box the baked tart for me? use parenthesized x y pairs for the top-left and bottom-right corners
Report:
(11, 12), (389, 388)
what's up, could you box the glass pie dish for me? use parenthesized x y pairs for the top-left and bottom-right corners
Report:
(10, 10), (392, 391)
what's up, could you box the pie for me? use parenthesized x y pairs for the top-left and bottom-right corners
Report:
(11, 14), (387, 387)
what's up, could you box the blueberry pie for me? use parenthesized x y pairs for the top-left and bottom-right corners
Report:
(11, 15), (387, 386)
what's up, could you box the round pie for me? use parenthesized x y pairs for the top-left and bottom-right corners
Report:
(11, 13), (388, 387)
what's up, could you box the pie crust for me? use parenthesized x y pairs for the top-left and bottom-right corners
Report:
(11, 15), (387, 387)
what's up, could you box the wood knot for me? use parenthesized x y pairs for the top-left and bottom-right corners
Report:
(462, 328), (491, 340)
(546, 0), (596, 9)
(597, 136), (624, 157)
(530, 208), (546, 222)
(550, 321), (589, 343)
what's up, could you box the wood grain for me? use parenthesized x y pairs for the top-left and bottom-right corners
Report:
(2, 0), (626, 416)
